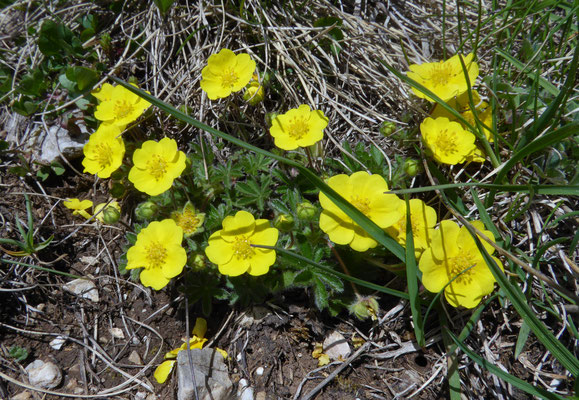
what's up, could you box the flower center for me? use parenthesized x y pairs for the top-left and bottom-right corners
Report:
(436, 130), (457, 156)
(220, 68), (239, 88)
(448, 254), (476, 285)
(431, 63), (454, 86)
(147, 154), (168, 181)
(288, 117), (309, 140)
(176, 210), (201, 235)
(95, 143), (113, 168)
(114, 99), (135, 119)
(232, 236), (254, 260)
(145, 241), (167, 269)
(350, 195), (371, 216)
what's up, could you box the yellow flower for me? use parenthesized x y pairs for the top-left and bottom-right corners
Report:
(126, 219), (186, 290)
(319, 171), (403, 252)
(407, 53), (479, 102)
(269, 105), (328, 150)
(154, 318), (228, 384)
(171, 202), (205, 237)
(200, 49), (256, 100)
(431, 90), (494, 142)
(419, 220), (502, 308)
(420, 117), (477, 165)
(386, 199), (437, 257)
(94, 201), (121, 223)
(82, 124), (125, 178)
(205, 210), (279, 276)
(93, 83), (150, 127)
(63, 198), (93, 219)
(128, 137), (187, 196)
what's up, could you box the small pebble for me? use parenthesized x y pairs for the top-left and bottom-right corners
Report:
(255, 367), (264, 376)
(110, 327), (125, 339)
(63, 279), (99, 303)
(49, 336), (66, 350)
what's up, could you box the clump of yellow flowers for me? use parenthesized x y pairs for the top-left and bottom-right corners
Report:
(406, 53), (495, 165)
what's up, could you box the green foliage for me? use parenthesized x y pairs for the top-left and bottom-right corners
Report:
(153, 0), (175, 15)
(0, 194), (53, 257)
(8, 345), (29, 362)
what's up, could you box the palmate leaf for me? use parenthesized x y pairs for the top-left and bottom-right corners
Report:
(112, 78), (406, 263)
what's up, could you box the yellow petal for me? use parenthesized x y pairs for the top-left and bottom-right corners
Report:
(154, 360), (176, 384)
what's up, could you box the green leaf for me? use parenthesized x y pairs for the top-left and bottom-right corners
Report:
(37, 20), (82, 57)
(515, 320), (531, 359)
(404, 195), (424, 347)
(17, 69), (46, 96)
(66, 66), (100, 91)
(9, 346), (28, 362)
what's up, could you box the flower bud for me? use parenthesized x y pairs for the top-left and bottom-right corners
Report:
(102, 204), (121, 224)
(273, 214), (295, 232)
(379, 121), (396, 137)
(189, 254), (205, 271)
(134, 201), (158, 221)
(404, 159), (422, 177)
(243, 83), (265, 105)
(348, 295), (380, 321)
(296, 201), (317, 221)
(100, 33), (112, 55)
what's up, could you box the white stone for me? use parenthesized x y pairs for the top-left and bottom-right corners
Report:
(38, 126), (86, 163)
(49, 336), (66, 350)
(63, 279), (99, 302)
(237, 378), (254, 400)
(323, 331), (351, 361)
(177, 348), (232, 400)
(255, 367), (264, 376)
(25, 360), (62, 389)
(110, 327), (125, 339)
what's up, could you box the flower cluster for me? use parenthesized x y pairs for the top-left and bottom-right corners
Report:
(407, 53), (494, 165)
(316, 170), (501, 308)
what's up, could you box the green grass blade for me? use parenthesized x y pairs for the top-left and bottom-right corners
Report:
(389, 183), (579, 196)
(464, 223), (579, 377)
(112, 78), (406, 261)
(254, 245), (409, 300)
(403, 195), (424, 347)
(448, 329), (567, 400)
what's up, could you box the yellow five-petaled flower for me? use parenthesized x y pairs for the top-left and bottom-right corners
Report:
(93, 83), (150, 128)
(269, 104), (328, 150)
(205, 211), (279, 276)
(200, 49), (256, 100)
(419, 220), (502, 308)
(128, 137), (187, 196)
(420, 117), (477, 165)
(82, 124), (125, 178)
(126, 219), (187, 290)
(319, 171), (403, 252)
(407, 53), (479, 102)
